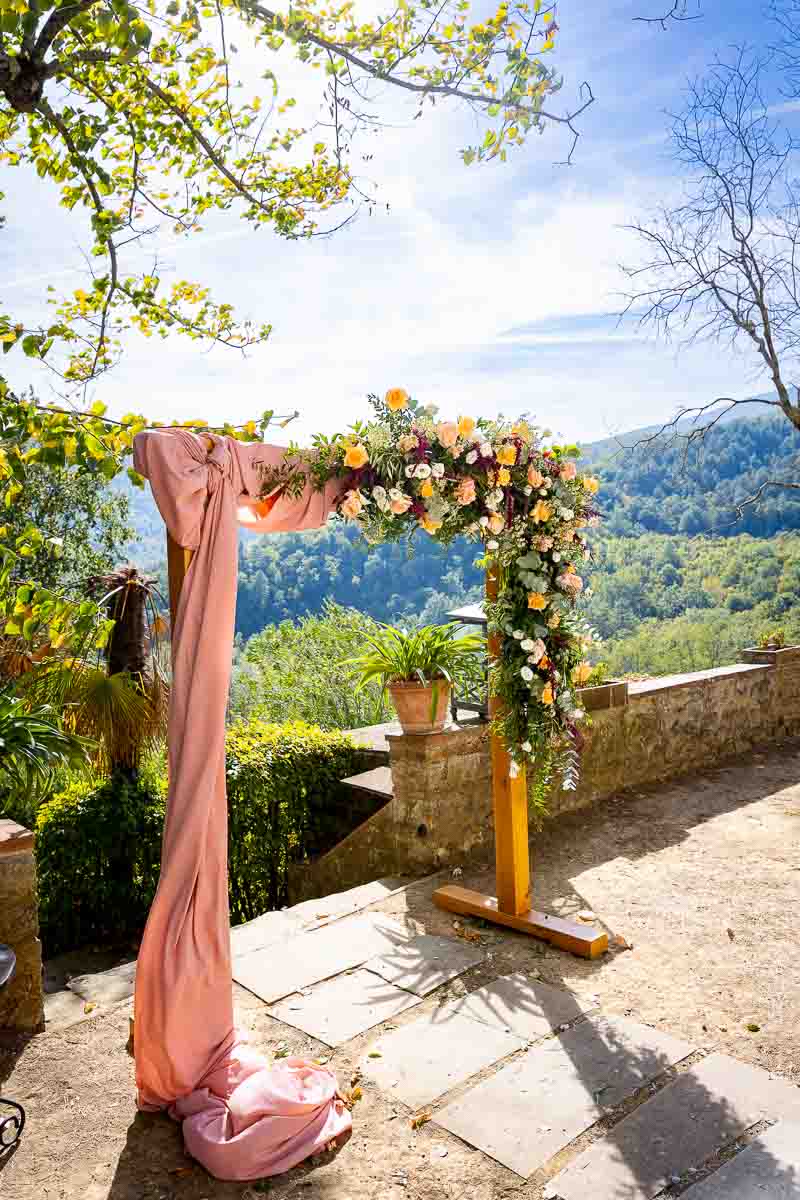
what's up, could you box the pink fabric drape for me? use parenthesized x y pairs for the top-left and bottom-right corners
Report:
(131, 429), (350, 1181)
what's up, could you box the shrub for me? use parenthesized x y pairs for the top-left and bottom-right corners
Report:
(226, 719), (371, 921)
(36, 772), (165, 956)
(35, 720), (371, 953)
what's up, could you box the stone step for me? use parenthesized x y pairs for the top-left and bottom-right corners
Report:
(340, 765), (394, 802)
(550, 1053), (800, 1200)
(681, 1121), (800, 1199)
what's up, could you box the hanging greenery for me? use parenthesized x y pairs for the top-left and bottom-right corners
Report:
(260, 391), (601, 790)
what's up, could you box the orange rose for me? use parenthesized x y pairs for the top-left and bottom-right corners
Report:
(436, 421), (459, 448)
(385, 388), (409, 411)
(541, 682), (554, 706)
(389, 489), (413, 515)
(538, 654), (550, 671)
(458, 416), (476, 438)
(560, 461), (578, 481)
(420, 513), (442, 534)
(344, 442), (369, 469)
(512, 422), (531, 441)
(496, 444), (517, 466)
(531, 499), (553, 524)
(583, 475), (600, 494)
(528, 592), (548, 611)
(574, 661), (592, 685)
(527, 465), (544, 488)
(420, 479), (434, 498)
(496, 467), (511, 486)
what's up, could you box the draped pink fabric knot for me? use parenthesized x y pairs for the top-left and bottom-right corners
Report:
(131, 429), (350, 1181)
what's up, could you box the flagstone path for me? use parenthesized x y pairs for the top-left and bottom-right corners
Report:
(5, 742), (800, 1199)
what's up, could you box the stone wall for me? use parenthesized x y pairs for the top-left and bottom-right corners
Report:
(287, 648), (800, 903)
(0, 820), (45, 1035)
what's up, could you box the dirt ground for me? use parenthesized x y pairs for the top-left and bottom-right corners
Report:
(2, 740), (800, 1200)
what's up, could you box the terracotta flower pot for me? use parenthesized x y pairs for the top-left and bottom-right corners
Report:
(388, 679), (451, 735)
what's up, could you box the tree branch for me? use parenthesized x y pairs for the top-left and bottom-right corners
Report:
(633, 1), (702, 29)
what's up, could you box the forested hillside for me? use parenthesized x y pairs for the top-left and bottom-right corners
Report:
(121, 412), (800, 664)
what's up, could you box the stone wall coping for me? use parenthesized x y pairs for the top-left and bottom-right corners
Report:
(628, 662), (771, 698)
(385, 715), (486, 743)
(0, 818), (34, 856)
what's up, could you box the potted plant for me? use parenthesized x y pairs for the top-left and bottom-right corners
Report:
(756, 628), (787, 651)
(346, 622), (485, 735)
(574, 661), (629, 713)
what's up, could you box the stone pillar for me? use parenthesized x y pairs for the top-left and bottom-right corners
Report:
(0, 819), (45, 1035)
(387, 720), (492, 872)
(740, 645), (800, 739)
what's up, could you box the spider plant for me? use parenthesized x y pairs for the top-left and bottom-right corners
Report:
(346, 622), (485, 724)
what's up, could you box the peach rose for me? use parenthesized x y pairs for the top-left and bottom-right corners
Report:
(557, 571), (584, 594)
(458, 416), (476, 438)
(398, 434), (419, 453)
(512, 422), (531, 441)
(340, 489), (365, 520)
(527, 465), (545, 488)
(528, 592), (548, 611)
(436, 421), (459, 448)
(560, 461), (578, 481)
(388, 489), (413, 515)
(385, 387), (409, 411)
(496, 444), (517, 466)
(455, 477), (477, 505)
(344, 442), (369, 469)
(488, 512), (505, 535)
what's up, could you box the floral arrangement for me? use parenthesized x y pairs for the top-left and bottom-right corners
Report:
(270, 390), (601, 794)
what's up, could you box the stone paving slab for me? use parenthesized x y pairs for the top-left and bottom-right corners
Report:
(439, 974), (595, 1040)
(269, 968), (422, 1046)
(289, 878), (408, 930)
(436, 1014), (694, 1178)
(362, 1010), (525, 1109)
(364, 933), (484, 997)
(682, 1121), (800, 1199)
(551, 1053), (800, 1200)
(67, 961), (136, 1005)
(230, 909), (303, 960)
(233, 913), (409, 1004)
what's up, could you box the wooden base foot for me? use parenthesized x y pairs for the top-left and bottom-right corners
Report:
(126, 1017), (134, 1058)
(433, 884), (609, 960)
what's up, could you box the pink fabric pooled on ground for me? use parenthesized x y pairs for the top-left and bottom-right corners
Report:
(131, 429), (350, 1181)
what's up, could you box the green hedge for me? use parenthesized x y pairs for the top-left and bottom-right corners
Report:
(36, 720), (369, 954)
(36, 773), (165, 957)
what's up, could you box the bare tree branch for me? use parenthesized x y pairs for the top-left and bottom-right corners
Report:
(633, 1), (702, 30)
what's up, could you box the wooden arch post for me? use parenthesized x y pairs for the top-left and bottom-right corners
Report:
(432, 568), (608, 959)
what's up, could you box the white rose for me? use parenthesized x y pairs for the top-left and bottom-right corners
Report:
(539, 489), (548, 497)
(479, 515), (490, 527)
(431, 462), (445, 478)
(524, 486), (533, 495)
(509, 760), (521, 779)
(465, 450), (478, 465)
(552, 551), (562, 562)
(479, 442), (492, 457)
(520, 638), (535, 652)
(528, 638), (546, 663)
(487, 539), (499, 551)
(414, 463), (432, 479)
(372, 485), (389, 512)
(521, 740), (533, 753)
(559, 508), (574, 520)
(520, 666), (534, 682)
(405, 465), (415, 478)
(485, 494), (500, 512)
(571, 708), (586, 721)
(513, 629), (524, 640)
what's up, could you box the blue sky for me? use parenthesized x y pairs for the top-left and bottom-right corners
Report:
(0, 0), (784, 444)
